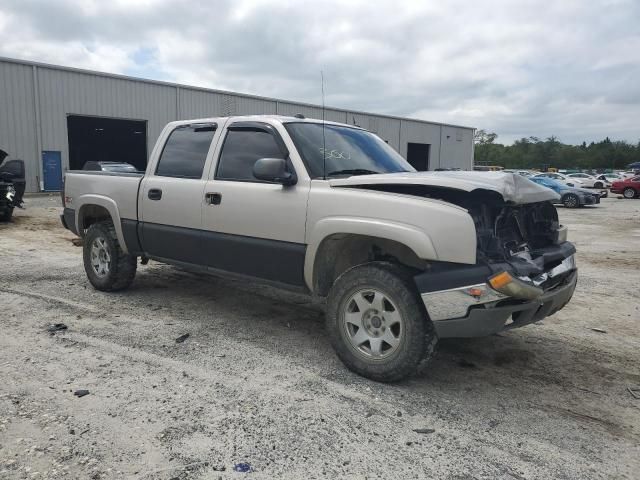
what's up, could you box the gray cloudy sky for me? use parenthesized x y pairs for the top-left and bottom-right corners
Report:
(1, 0), (639, 144)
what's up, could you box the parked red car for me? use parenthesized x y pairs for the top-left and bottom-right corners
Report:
(611, 176), (640, 198)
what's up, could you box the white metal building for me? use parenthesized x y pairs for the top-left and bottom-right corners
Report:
(0, 56), (475, 192)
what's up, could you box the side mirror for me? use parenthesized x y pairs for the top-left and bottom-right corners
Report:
(253, 158), (297, 186)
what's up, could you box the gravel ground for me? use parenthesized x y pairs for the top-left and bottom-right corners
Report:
(0, 194), (639, 479)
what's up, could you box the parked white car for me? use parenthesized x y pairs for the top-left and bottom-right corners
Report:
(565, 173), (610, 188)
(597, 173), (623, 183)
(534, 172), (583, 187)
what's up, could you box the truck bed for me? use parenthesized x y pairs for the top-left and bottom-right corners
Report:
(64, 170), (143, 222)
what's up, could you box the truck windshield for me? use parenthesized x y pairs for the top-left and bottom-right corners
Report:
(284, 122), (414, 178)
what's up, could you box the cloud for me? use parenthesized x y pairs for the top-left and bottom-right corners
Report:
(0, 0), (638, 144)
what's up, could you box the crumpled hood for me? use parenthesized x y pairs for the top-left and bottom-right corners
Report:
(329, 171), (560, 204)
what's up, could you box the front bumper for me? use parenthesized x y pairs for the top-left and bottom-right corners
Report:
(417, 255), (577, 338)
(581, 194), (599, 205)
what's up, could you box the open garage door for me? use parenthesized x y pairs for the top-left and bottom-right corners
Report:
(67, 115), (147, 171)
(406, 142), (430, 171)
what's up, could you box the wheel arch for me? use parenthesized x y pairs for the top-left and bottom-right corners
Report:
(305, 217), (437, 296)
(75, 195), (128, 253)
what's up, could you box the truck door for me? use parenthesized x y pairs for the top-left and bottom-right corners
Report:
(201, 121), (309, 287)
(139, 123), (219, 264)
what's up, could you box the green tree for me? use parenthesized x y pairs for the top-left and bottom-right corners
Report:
(473, 133), (640, 170)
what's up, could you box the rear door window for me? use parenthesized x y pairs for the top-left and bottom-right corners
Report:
(156, 124), (216, 179)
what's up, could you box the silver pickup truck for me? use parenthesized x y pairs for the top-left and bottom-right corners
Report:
(61, 115), (577, 381)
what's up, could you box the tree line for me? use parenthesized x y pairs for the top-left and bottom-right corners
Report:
(474, 130), (639, 170)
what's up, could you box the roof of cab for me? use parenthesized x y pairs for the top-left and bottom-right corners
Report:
(166, 114), (364, 130)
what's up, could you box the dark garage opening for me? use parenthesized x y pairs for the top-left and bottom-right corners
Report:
(67, 115), (148, 171)
(406, 142), (430, 171)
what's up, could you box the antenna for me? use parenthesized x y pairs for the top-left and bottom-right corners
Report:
(321, 70), (327, 180)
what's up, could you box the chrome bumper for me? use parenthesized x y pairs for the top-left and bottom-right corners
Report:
(421, 282), (507, 322)
(420, 255), (577, 337)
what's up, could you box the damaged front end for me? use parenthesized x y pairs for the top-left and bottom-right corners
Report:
(468, 195), (574, 282)
(331, 171), (578, 337)
(416, 190), (577, 337)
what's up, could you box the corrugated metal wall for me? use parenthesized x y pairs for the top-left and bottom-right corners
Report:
(0, 62), (38, 191)
(440, 125), (475, 170)
(37, 66), (177, 182)
(0, 57), (474, 192)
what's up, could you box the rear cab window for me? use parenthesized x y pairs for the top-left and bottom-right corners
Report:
(155, 124), (216, 179)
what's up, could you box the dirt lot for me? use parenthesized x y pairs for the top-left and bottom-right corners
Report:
(0, 194), (639, 479)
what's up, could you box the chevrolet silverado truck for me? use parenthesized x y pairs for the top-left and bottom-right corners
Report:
(61, 115), (577, 382)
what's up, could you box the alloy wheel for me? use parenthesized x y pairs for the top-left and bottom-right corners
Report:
(341, 289), (403, 360)
(90, 236), (111, 277)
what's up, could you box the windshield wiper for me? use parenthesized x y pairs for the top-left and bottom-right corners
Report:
(326, 168), (380, 177)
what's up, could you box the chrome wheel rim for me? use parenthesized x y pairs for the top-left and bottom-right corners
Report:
(565, 195), (577, 207)
(623, 189), (635, 198)
(341, 288), (403, 360)
(90, 236), (111, 278)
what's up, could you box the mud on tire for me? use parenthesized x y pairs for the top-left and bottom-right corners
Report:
(326, 261), (437, 382)
(83, 221), (137, 291)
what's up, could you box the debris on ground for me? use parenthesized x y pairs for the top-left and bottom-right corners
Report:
(175, 333), (190, 343)
(74, 389), (90, 398)
(234, 462), (252, 473)
(628, 386), (640, 399)
(47, 323), (68, 333)
(591, 328), (607, 334)
(413, 428), (436, 434)
(71, 238), (83, 246)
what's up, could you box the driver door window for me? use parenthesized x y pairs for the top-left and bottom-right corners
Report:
(216, 128), (286, 182)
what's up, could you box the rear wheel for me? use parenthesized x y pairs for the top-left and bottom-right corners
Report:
(594, 181), (603, 189)
(326, 262), (437, 382)
(623, 187), (636, 199)
(83, 221), (137, 291)
(562, 193), (579, 208)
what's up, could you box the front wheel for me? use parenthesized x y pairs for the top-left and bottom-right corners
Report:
(562, 193), (580, 208)
(623, 187), (636, 199)
(83, 221), (137, 291)
(326, 262), (437, 382)
(594, 182), (603, 189)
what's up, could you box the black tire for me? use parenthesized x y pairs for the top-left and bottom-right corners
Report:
(326, 262), (437, 382)
(0, 207), (13, 222)
(623, 187), (636, 199)
(562, 193), (580, 208)
(83, 221), (137, 291)
(594, 181), (603, 189)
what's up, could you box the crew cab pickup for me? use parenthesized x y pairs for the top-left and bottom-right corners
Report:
(61, 115), (577, 381)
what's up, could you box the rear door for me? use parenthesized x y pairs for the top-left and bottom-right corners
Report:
(201, 121), (309, 286)
(139, 122), (221, 264)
